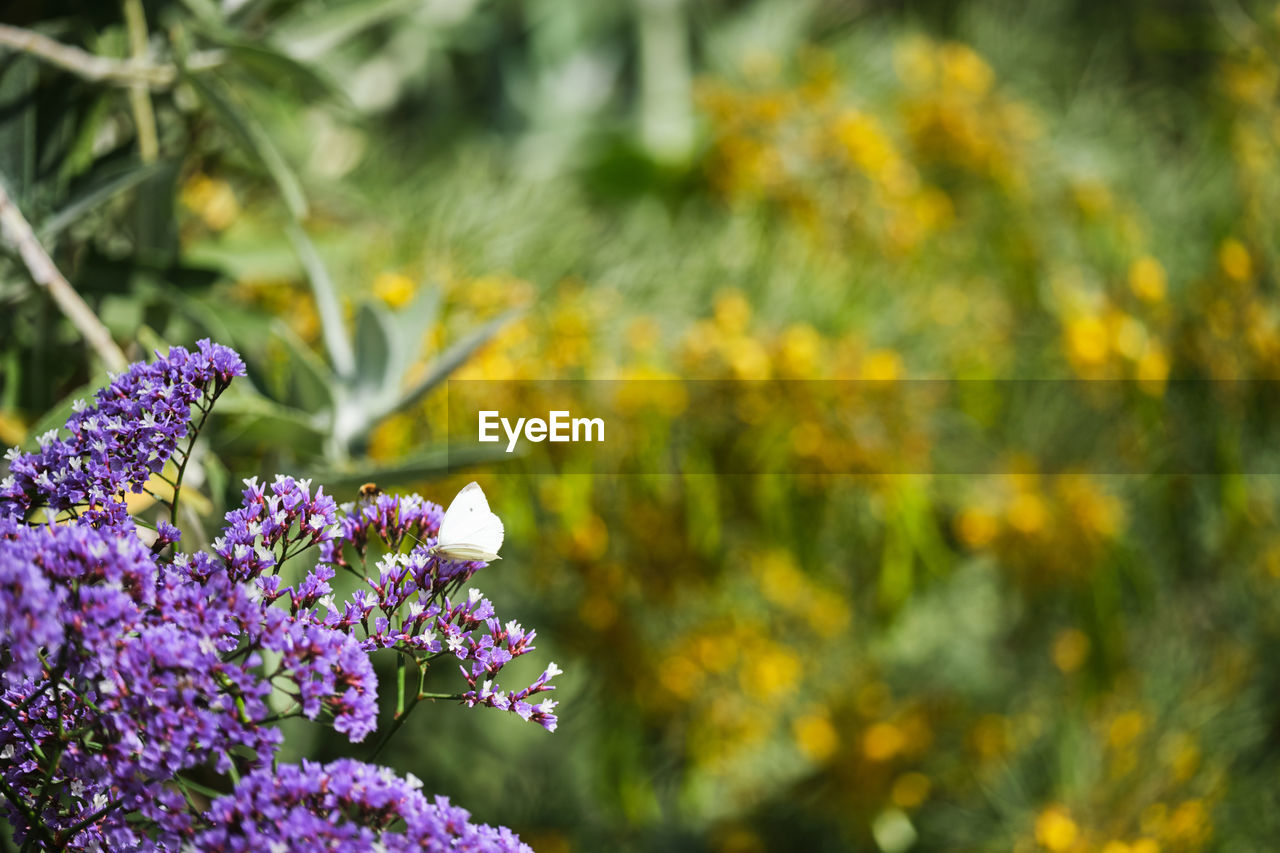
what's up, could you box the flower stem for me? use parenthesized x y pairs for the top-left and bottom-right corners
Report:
(0, 703), (45, 762)
(120, 0), (158, 163)
(0, 778), (56, 850)
(368, 691), (422, 762)
(395, 656), (406, 716)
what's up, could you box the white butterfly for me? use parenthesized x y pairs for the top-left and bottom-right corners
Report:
(432, 481), (504, 562)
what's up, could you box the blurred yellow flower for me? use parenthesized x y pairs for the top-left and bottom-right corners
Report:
(863, 722), (907, 762)
(372, 271), (415, 308)
(1065, 315), (1110, 368)
(1128, 256), (1168, 303)
(714, 289), (753, 336)
(1034, 805), (1080, 852)
(1160, 732), (1201, 783)
(659, 655), (704, 701)
(180, 174), (239, 231)
(1101, 842), (1159, 853)
(1165, 799), (1211, 847)
(1219, 238), (1254, 282)
(1007, 491), (1047, 535)
(778, 323), (824, 376)
(743, 647), (802, 699)
(1108, 711), (1148, 750)
(0, 409), (26, 446)
(1072, 180), (1113, 218)
(863, 350), (904, 381)
(956, 507), (999, 548)
(1052, 628), (1090, 674)
(568, 513), (608, 560)
(969, 714), (1010, 762)
(1136, 345), (1169, 395)
(890, 772), (932, 809)
(792, 710), (840, 762)
(938, 42), (994, 95)
(714, 826), (766, 853)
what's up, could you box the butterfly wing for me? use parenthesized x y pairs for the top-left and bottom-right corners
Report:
(436, 482), (505, 561)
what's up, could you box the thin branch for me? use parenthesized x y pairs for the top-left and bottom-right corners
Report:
(367, 692), (420, 762)
(0, 702), (46, 762)
(0, 182), (128, 373)
(55, 797), (123, 845)
(0, 23), (221, 89)
(0, 778), (57, 851)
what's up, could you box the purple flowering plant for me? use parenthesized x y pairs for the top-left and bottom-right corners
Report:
(0, 341), (559, 851)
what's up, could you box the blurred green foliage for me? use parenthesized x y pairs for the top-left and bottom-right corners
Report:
(6, 0), (1280, 851)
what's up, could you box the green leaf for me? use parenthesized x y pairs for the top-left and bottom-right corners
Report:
(353, 301), (396, 396)
(21, 381), (106, 452)
(0, 54), (38, 205)
(381, 308), (521, 422)
(270, 0), (422, 61)
(213, 391), (327, 453)
(134, 325), (170, 356)
(41, 161), (169, 240)
(182, 71), (308, 219)
(286, 224), (355, 379)
(390, 283), (440, 384)
(176, 0), (226, 26)
(215, 40), (352, 109)
(167, 288), (239, 346)
(269, 318), (336, 412)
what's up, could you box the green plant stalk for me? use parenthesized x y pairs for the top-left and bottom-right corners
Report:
(0, 703), (46, 763)
(0, 777), (56, 850)
(395, 654), (406, 716)
(121, 0), (158, 163)
(54, 798), (122, 847)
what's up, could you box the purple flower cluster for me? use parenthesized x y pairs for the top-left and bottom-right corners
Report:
(0, 343), (554, 851)
(196, 759), (531, 852)
(1, 340), (243, 527)
(0, 511), (280, 849)
(296, 542), (561, 731)
(210, 475), (339, 582)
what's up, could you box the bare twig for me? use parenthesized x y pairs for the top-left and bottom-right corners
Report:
(0, 23), (222, 89)
(0, 183), (128, 373)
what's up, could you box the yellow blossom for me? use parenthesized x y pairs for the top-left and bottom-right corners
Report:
(863, 722), (906, 762)
(1109, 711), (1148, 750)
(1066, 315), (1110, 368)
(793, 711), (840, 762)
(1128, 256), (1168, 303)
(890, 772), (932, 809)
(863, 349), (904, 381)
(1052, 628), (1090, 674)
(372, 271), (415, 308)
(1034, 806), (1079, 852)
(180, 174), (240, 231)
(1219, 238), (1254, 282)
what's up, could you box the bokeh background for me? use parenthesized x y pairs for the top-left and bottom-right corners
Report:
(4, 0), (1280, 850)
